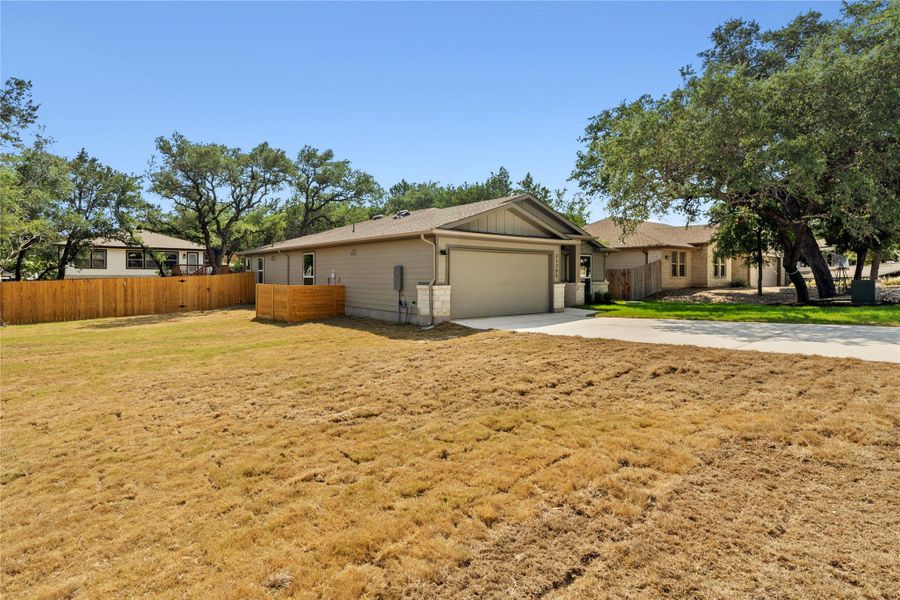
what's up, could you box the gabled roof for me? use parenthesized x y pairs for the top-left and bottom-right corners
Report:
(584, 218), (717, 250)
(242, 195), (602, 255)
(60, 231), (205, 251)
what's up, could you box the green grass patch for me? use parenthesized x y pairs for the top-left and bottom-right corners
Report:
(580, 300), (900, 326)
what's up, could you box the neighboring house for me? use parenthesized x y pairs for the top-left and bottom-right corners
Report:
(585, 218), (784, 290)
(241, 194), (610, 324)
(62, 231), (207, 279)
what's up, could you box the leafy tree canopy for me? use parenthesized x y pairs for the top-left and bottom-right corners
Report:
(148, 132), (294, 272)
(572, 0), (898, 301)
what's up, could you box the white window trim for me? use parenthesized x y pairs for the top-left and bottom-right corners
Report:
(713, 256), (727, 278)
(302, 252), (315, 285)
(671, 251), (687, 278)
(580, 254), (592, 280)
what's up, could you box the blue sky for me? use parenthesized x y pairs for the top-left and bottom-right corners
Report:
(2, 1), (841, 223)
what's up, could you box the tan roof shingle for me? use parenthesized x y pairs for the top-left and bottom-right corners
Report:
(242, 195), (581, 254)
(72, 231), (205, 251)
(584, 218), (716, 249)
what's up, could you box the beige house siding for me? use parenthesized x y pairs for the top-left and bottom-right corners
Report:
(261, 252), (291, 285)
(604, 243), (737, 290)
(314, 238), (433, 320)
(66, 247), (203, 279)
(691, 246), (710, 287)
(254, 237), (433, 322)
(660, 247), (692, 289)
(606, 248), (647, 269)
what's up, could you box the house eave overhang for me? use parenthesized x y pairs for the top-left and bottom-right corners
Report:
(239, 231), (434, 255)
(431, 229), (581, 245)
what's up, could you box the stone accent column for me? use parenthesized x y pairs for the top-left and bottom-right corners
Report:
(416, 285), (431, 318)
(432, 285), (451, 319)
(417, 284), (452, 322)
(564, 282), (581, 306)
(553, 283), (566, 312)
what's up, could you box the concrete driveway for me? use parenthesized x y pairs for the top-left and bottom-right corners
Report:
(453, 309), (900, 363)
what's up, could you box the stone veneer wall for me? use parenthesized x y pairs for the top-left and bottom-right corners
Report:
(592, 279), (609, 295)
(564, 282), (581, 306)
(553, 283), (566, 312)
(416, 284), (452, 322)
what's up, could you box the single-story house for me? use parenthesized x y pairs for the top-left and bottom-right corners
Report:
(63, 231), (208, 279)
(585, 218), (785, 289)
(240, 194), (611, 324)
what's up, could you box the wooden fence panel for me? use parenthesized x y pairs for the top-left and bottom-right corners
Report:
(255, 284), (345, 323)
(0, 273), (255, 325)
(606, 260), (662, 300)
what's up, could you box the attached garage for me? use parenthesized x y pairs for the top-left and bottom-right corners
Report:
(449, 249), (551, 319)
(241, 194), (610, 325)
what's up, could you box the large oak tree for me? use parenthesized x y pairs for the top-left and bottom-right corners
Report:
(149, 133), (293, 273)
(572, 1), (898, 302)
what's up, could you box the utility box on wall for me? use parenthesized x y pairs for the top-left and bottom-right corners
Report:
(393, 265), (404, 292)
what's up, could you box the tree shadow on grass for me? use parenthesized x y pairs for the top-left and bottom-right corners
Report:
(79, 306), (253, 329)
(252, 314), (480, 341)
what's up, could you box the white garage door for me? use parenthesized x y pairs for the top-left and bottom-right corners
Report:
(450, 249), (551, 319)
(750, 263), (779, 287)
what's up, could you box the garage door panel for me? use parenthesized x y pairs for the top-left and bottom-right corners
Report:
(450, 250), (550, 318)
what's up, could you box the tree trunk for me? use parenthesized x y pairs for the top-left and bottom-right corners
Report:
(145, 249), (167, 277)
(209, 248), (223, 275)
(756, 228), (763, 296)
(14, 248), (27, 281)
(56, 241), (72, 280)
(798, 227), (836, 298)
(777, 231), (810, 304)
(853, 246), (868, 280)
(870, 248), (882, 280)
(783, 256), (810, 304)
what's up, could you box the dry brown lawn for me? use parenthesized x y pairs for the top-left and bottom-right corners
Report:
(1, 308), (897, 599)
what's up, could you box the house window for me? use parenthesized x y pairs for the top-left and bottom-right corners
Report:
(75, 248), (107, 269)
(257, 257), (264, 284)
(302, 253), (315, 285)
(163, 252), (178, 270)
(126, 250), (146, 269)
(713, 255), (727, 278)
(243, 258), (250, 272)
(671, 251), (686, 277)
(579, 255), (592, 280)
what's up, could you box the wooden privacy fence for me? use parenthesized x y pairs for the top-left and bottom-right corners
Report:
(606, 260), (662, 300)
(256, 284), (345, 322)
(1, 272), (255, 325)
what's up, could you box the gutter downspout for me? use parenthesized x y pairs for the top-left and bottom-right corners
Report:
(420, 233), (436, 327)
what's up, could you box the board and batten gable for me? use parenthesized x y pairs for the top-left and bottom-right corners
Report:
(451, 206), (555, 238)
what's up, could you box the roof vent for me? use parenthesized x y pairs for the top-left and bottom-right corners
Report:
(396, 209), (411, 218)
(372, 214), (384, 220)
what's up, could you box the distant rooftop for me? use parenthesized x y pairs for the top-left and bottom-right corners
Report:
(61, 230), (204, 251)
(584, 218), (716, 249)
